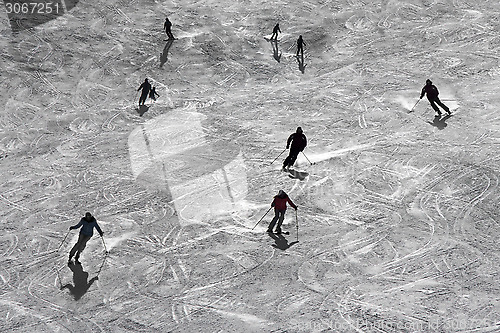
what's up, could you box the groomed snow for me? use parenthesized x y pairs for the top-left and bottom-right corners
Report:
(1, 0), (499, 332)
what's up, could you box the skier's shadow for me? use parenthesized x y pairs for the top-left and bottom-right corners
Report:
(137, 104), (149, 117)
(160, 39), (174, 68)
(268, 233), (298, 250)
(270, 40), (282, 63)
(296, 54), (306, 74)
(288, 168), (309, 181)
(428, 114), (452, 130)
(60, 262), (98, 301)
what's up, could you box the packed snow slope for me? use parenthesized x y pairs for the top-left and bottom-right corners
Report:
(1, 0), (500, 332)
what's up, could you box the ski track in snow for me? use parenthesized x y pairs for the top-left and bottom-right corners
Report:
(1, 0), (500, 332)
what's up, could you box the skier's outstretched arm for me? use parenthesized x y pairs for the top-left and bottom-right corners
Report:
(94, 222), (104, 237)
(69, 220), (83, 230)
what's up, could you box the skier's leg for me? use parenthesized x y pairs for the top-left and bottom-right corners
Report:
(275, 210), (285, 233)
(75, 235), (91, 262)
(429, 99), (441, 114)
(140, 93), (147, 105)
(289, 151), (299, 167)
(69, 234), (84, 261)
(267, 209), (279, 232)
(283, 155), (291, 169)
(69, 241), (79, 260)
(435, 97), (450, 113)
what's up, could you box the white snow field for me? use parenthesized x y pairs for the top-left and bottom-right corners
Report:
(1, 0), (500, 332)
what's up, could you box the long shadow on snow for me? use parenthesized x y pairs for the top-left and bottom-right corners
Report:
(137, 104), (149, 116)
(296, 54), (306, 74)
(270, 40), (282, 63)
(160, 39), (174, 68)
(268, 233), (298, 250)
(60, 262), (98, 301)
(428, 114), (452, 130)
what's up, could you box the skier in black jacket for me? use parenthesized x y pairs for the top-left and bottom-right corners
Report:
(270, 23), (281, 40)
(420, 79), (451, 116)
(68, 212), (104, 265)
(137, 78), (151, 106)
(283, 127), (307, 171)
(164, 17), (175, 40)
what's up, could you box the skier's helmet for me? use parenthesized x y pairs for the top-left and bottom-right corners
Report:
(296, 127), (303, 134)
(85, 212), (93, 220)
(278, 190), (286, 197)
(426, 79), (432, 85)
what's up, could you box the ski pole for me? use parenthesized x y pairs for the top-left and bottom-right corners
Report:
(57, 230), (71, 252)
(295, 209), (299, 242)
(409, 99), (420, 112)
(96, 255), (107, 275)
(269, 148), (287, 166)
(302, 151), (314, 165)
(101, 235), (108, 254)
(251, 207), (273, 230)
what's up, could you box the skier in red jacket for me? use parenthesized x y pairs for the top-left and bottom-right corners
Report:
(267, 190), (297, 234)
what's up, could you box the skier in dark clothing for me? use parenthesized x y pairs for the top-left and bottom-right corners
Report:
(137, 78), (151, 106)
(270, 23), (281, 40)
(164, 17), (175, 40)
(149, 86), (159, 101)
(283, 127), (307, 171)
(296, 35), (306, 56)
(68, 212), (104, 265)
(420, 79), (451, 116)
(267, 190), (297, 234)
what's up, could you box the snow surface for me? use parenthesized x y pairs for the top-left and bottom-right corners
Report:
(1, 0), (500, 332)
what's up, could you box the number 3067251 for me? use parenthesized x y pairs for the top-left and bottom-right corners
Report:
(5, 2), (60, 14)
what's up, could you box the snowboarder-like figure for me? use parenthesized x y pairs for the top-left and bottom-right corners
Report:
(137, 78), (151, 106)
(420, 79), (451, 116)
(164, 17), (175, 40)
(283, 127), (307, 171)
(149, 86), (159, 101)
(270, 23), (281, 40)
(296, 35), (306, 57)
(68, 212), (104, 265)
(267, 190), (297, 235)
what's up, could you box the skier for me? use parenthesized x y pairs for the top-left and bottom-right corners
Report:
(68, 212), (104, 265)
(137, 78), (151, 106)
(149, 86), (159, 101)
(420, 79), (451, 116)
(164, 17), (175, 40)
(267, 190), (297, 235)
(296, 35), (306, 57)
(270, 23), (281, 40)
(283, 127), (307, 171)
